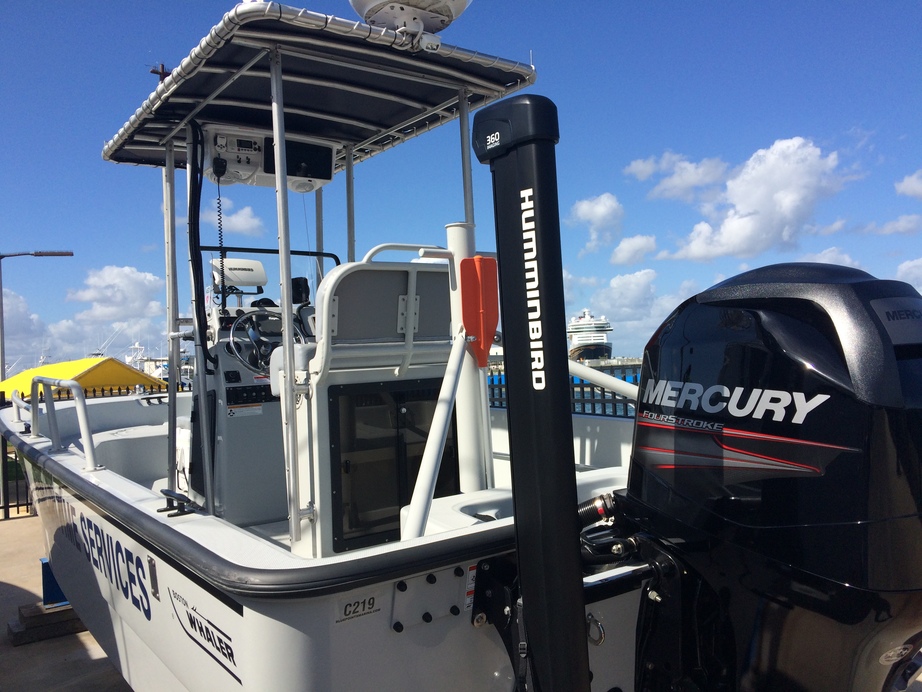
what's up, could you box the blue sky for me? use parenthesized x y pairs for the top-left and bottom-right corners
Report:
(2, 1), (921, 375)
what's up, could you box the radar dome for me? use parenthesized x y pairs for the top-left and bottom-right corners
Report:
(349, 1), (472, 33)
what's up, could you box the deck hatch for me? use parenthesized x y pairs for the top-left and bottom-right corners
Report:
(329, 378), (460, 552)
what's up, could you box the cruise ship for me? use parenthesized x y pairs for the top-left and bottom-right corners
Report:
(567, 308), (613, 361)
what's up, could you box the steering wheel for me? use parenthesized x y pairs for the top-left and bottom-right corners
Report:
(227, 308), (304, 374)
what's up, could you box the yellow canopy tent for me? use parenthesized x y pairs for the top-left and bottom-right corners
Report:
(0, 357), (166, 400)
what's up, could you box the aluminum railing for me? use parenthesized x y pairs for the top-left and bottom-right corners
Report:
(28, 377), (99, 472)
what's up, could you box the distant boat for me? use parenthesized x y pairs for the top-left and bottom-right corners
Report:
(567, 308), (612, 361)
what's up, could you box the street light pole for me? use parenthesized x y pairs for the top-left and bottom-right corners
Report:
(0, 251), (74, 382)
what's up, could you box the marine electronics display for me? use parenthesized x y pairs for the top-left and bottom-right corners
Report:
(204, 126), (335, 193)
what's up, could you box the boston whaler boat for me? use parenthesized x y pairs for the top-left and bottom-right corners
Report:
(4, 2), (922, 691)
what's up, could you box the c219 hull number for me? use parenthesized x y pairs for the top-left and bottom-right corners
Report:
(336, 592), (382, 624)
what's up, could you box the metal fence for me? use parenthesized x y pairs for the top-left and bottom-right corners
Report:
(1, 434), (30, 519)
(1, 392), (30, 517)
(487, 365), (639, 418)
(25, 382), (191, 403)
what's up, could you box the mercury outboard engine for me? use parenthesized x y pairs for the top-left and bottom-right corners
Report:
(622, 263), (922, 691)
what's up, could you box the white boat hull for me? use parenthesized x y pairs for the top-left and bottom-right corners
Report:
(29, 463), (513, 690)
(18, 430), (638, 691)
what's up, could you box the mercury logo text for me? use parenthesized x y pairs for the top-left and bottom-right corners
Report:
(886, 308), (922, 321)
(643, 379), (829, 424)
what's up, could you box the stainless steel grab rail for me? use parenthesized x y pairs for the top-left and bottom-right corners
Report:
(28, 377), (100, 472)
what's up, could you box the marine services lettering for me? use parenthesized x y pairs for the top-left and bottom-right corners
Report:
(79, 514), (152, 620)
(33, 471), (156, 620)
(521, 188), (545, 390)
(643, 379), (829, 425)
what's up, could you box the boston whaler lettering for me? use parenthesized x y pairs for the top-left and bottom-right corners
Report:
(3, 2), (922, 691)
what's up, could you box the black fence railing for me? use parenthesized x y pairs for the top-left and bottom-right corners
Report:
(1, 429), (30, 519)
(487, 365), (639, 418)
(23, 382), (192, 403)
(0, 392), (30, 518)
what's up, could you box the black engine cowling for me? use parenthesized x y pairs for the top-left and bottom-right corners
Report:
(624, 263), (922, 691)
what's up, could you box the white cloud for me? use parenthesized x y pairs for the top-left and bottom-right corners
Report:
(798, 247), (860, 267)
(896, 258), (922, 293)
(45, 319), (95, 360)
(622, 157), (658, 181)
(665, 137), (840, 260)
(587, 269), (698, 355)
(201, 197), (265, 237)
(623, 152), (685, 181)
(1, 290), (47, 376)
(624, 152), (727, 202)
(1, 289), (45, 341)
(67, 266), (164, 323)
(896, 170), (922, 199)
(4, 267), (173, 373)
(569, 193), (624, 257)
(806, 218), (846, 236)
(562, 267), (601, 305)
(36, 266), (168, 360)
(875, 214), (922, 235)
(650, 157), (728, 202)
(610, 235), (656, 264)
(592, 269), (658, 322)
(48, 316), (167, 362)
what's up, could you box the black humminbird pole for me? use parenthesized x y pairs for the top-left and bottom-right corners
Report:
(473, 95), (591, 691)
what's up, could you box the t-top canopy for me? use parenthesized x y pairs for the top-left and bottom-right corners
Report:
(102, 2), (535, 174)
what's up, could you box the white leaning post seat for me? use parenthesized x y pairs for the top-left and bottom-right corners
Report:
(310, 261), (453, 381)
